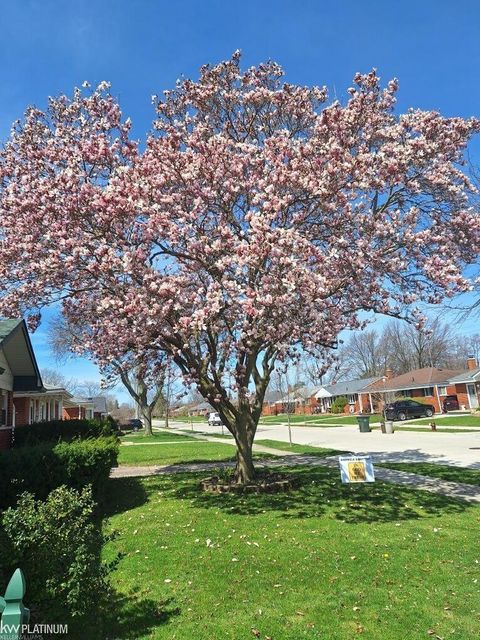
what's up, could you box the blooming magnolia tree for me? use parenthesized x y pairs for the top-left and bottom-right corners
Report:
(1, 54), (479, 482)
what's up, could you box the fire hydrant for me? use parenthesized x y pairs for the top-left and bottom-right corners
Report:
(430, 421), (437, 432)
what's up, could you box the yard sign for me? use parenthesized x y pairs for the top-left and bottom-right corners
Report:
(339, 456), (375, 483)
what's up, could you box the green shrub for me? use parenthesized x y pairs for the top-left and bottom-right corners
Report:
(13, 417), (118, 447)
(0, 486), (117, 639)
(331, 396), (348, 413)
(395, 396), (429, 405)
(0, 437), (118, 509)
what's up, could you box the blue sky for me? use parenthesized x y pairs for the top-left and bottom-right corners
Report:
(1, 0), (479, 398)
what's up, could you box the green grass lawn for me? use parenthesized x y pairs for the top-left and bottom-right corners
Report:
(118, 435), (237, 466)
(379, 462), (480, 486)
(172, 415), (208, 423)
(118, 433), (282, 466)
(255, 439), (346, 457)
(122, 432), (200, 443)
(409, 415), (480, 427)
(103, 466), (480, 640)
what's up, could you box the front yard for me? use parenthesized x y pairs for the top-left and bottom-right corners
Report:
(118, 432), (237, 466)
(103, 466), (480, 640)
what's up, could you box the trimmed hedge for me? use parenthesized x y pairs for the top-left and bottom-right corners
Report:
(0, 486), (117, 639)
(0, 437), (118, 509)
(13, 416), (119, 447)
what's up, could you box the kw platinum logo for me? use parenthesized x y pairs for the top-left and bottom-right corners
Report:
(1, 569), (68, 640)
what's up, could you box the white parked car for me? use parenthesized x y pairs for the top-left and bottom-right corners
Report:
(207, 412), (222, 426)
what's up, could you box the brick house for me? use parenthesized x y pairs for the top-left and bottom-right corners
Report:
(314, 376), (382, 414)
(446, 357), (480, 410)
(0, 319), (43, 449)
(62, 396), (95, 420)
(89, 396), (108, 420)
(365, 364), (479, 413)
(267, 386), (318, 415)
(0, 317), (109, 450)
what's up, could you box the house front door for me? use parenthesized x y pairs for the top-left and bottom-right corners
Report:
(467, 383), (479, 409)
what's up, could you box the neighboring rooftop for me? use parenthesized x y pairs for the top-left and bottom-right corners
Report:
(88, 396), (108, 414)
(315, 376), (382, 398)
(370, 367), (463, 392)
(448, 367), (480, 384)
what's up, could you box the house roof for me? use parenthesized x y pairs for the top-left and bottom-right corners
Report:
(66, 396), (95, 407)
(0, 318), (43, 392)
(315, 376), (382, 399)
(88, 396), (108, 413)
(263, 389), (284, 404)
(447, 367), (480, 384)
(0, 318), (24, 343)
(370, 367), (463, 393)
(14, 382), (73, 399)
(275, 386), (318, 404)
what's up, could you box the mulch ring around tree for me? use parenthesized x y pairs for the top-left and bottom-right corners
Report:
(200, 471), (299, 494)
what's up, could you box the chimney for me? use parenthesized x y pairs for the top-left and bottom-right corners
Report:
(385, 368), (394, 380)
(467, 355), (478, 371)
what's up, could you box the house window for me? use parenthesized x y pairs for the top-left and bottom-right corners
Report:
(348, 394), (357, 404)
(422, 387), (434, 397)
(438, 386), (448, 396)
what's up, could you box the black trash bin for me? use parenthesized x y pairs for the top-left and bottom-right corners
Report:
(357, 415), (371, 433)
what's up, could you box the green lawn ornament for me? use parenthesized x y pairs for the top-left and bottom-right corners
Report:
(0, 569), (30, 640)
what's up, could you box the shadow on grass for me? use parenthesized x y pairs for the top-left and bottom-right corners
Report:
(105, 593), (180, 640)
(100, 477), (149, 518)
(99, 480), (180, 639)
(168, 465), (471, 524)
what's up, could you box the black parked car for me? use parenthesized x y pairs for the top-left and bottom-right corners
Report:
(120, 418), (143, 432)
(384, 400), (435, 421)
(442, 395), (460, 412)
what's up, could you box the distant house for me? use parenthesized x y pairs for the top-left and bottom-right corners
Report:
(366, 360), (480, 413)
(63, 396), (95, 420)
(261, 359), (480, 416)
(260, 390), (285, 416)
(314, 377), (382, 414)
(0, 319), (43, 449)
(268, 386), (318, 416)
(446, 358), (480, 410)
(261, 379), (384, 416)
(87, 396), (108, 420)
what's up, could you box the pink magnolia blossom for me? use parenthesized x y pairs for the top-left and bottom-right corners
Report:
(0, 54), (479, 482)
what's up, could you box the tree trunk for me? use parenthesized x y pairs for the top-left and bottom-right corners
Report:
(142, 407), (153, 436)
(233, 427), (256, 484)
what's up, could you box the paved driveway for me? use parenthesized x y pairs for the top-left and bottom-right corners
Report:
(155, 420), (480, 468)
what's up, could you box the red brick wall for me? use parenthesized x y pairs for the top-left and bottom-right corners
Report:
(63, 407), (86, 419)
(453, 383), (470, 410)
(262, 404), (278, 416)
(13, 397), (30, 427)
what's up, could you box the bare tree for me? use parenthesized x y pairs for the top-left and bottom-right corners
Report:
(47, 315), (170, 435)
(40, 368), (71, 389)
(338, 329), (388, 378)
(384, 318), (455, 373)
